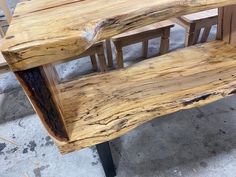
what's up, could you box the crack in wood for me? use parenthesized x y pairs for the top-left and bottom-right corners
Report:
(182, 93), (214, 106)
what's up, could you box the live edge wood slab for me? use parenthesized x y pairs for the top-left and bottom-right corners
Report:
(1, 0), (236, 154)
(57, 41), (236, 153)
(2, 0), (236, 71)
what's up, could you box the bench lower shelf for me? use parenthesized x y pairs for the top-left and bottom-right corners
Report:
(55, 41), (236, 154)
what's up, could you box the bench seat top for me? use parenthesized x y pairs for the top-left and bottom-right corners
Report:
(113, 20), (174, 40)
(1, 0), (236, 71)
(182, 9), (218, 23)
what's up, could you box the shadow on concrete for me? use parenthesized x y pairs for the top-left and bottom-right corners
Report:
(111, 95), (236, 176)
(0, 88), (34, 124)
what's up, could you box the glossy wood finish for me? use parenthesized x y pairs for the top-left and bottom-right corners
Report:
(2, 0), (236, 71)
(56, 41), (236, 153)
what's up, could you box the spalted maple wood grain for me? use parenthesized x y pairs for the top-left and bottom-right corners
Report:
(16, 67), (69, 142)
(2, 0), (236, 71)
(54, 41), (236, 153)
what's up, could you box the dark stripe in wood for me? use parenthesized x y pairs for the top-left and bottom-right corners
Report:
(16, 67), (69, 141)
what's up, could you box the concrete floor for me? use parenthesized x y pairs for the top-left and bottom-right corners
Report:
(1, 95), (236, 177)
(1, 1), (236, 177)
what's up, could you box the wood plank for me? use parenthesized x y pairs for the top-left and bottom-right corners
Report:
(54, 41), (236, 153)
(181, 9), (218, 23)
(15, 67), (69, 142)
(2, 0), (236, 71)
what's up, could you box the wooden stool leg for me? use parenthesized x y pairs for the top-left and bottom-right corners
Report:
(160, 28), (171, 55)
(90, 55), (98, 71)
(0, 0), (11, 24)
(142, 40), (149, 58)
(193, 27), (201, 45)
(114, 42), (124, 68)
(97, 53), (108, 72)
(96, 44), (108, 72)
(0, 27), (5, 37)
(200, 26), (212, 43)
(185, 23), (196, 47)
(106, 39), (113, 67)
(96, 141), (116, 177)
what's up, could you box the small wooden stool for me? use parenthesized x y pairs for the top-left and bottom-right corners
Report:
(0, 0), (15, 73)
(0, 53), (9, 73)
(57, 41), (108, 72)
(0, 35), (9, 73)
(0, 0), (11, 37)
(174, 9), (218, 46)
(78, 42), (107, 72)
(111, 20), (174, 68)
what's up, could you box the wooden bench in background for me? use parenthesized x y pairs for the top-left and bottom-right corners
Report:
(111, 20), (174, 68)
(2, 0), (235, 152)
(174, 9), (218, 46)
(56, 41), (108, 73)
(0, 0), (10, 73)
(0, 0), (11, 37)
(0, 49), (9, 73)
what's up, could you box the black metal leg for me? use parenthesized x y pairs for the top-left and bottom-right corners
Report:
(96, 141), (116, 177)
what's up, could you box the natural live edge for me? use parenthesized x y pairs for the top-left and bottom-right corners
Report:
(16, 67), (69, 142)
(54, 41), (236, 154)
(2, 0), (236, 71)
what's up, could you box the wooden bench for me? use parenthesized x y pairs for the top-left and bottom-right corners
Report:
(0, 53), (9, 73)
(57, 41), (108, 72)
(0, 0), (11, 37)
(1, 1), (236, 177)
(111, 20), (174, 68)
(174, 9), (218, 46)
